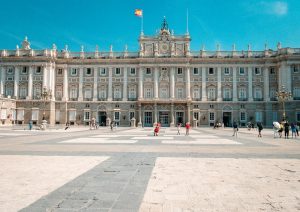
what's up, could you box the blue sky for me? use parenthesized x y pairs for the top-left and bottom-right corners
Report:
(0, 0), (299, 52)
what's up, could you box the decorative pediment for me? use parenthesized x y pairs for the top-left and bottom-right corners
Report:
(223, 105), (232, 111)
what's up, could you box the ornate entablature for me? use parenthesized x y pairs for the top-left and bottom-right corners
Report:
(139, 17), (191, 58)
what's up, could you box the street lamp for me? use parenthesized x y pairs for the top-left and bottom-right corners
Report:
(276, 85), (292, 121)
(41, 87), (52, 121)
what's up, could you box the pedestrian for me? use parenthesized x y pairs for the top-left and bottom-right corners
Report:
(28, 120), (33, 130)
(296, 122), (300, 136)
(177, 123), (181, 135)
(185, 122), (190, 136)
(278, 122), (284, 138)
(232, 121), (238, 137)
(154, 125), (159, 136)
(110, 121), (114, 131)
(65, 122), (70, 130)
(291, 123), (297, 138)
(257, 122), (263, 137)
(284, 121), (290, 139)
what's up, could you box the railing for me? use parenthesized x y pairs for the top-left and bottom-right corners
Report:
(238, 98), (248, 101)
(223, 98), (233, 101)
(192, 98), (201, 101)
(98, 98), (107, 101)
(84, 98), (92, 101)
(128, 98), (137, 101)
(69, 98), (78, 101)
(113, 98), (122, 101)
(253, 98), (264, 101)
(207, 98), (217, 101)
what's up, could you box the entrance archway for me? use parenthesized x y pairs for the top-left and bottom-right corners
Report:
(222, 105), (233, 127)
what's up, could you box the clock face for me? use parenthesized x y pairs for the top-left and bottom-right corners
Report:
(160, 43), (169, 53)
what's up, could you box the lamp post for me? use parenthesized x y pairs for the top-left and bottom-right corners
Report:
(276, 85), (292, 121)
(40, 87), (52, 125)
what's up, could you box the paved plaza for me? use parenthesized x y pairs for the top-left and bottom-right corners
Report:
(0, 126), (299, 212)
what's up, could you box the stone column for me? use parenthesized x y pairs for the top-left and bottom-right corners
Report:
(14, 66), (20, 99)
(170, 67), (175, 99)
(248, 67), (253, 101)
(186, 67), (191, 100)
(50, 64), (55, 101)
(0, 67), (6, 96)
(138, 104), (142, 127)
(201, 67), (207, 101)
(187, 104), (191, 123)
(123, 67), (128, 101)
(217, 66), (222, 101)
(78, 67), (83, 101)
(170, 103), (175, 127)
(263, 67), (270, 101)
(63, 67), (69, 101)
(27, 66), (33, 99)
(108, 67), (113, 101)
(232, 67), (238, 101)
(154, 103), (158, 124)
(42, 65), (48, 89)
(93, 67), (98, 101)
(154, 67), (159, 99)
(138, 67), (143, 100)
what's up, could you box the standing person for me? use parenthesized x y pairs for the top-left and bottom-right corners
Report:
(278, 122), (284, 138)
(154, 125), (159, 136)
(291, 123), (297, 138)
(110, 121), (114, 131)
(257, 122), (263, 137)
(177, 123), (181, 135)
(65, 122), (70, 130)
(284, 121), (290, 139)
(28, 120), (33, 130)
(232, 121), (238, 137)
(296, 122), (300, 136)
(185, 122), (190, 136)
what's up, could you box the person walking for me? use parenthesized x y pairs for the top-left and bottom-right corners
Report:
(28, 120), (33, 130)
(65, 122), (70, 130)
(257, 122), (263, 137)
(278, 122), (284, 138)
(154, 125), (159, 136)
(185, 122), (191, 136)
(291, 123), (297, 138)
(232, 121), (238, 137)
(177, 123), (181, 135)
(284, 121), (290, 139)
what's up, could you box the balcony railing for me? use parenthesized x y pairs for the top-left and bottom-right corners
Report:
(253, 98), (264, 101)
(69, 98), (78, 101)
(238, 98), (248, 101)
(113, 98), (122, 101)
(98, 98), (107, 101)
(128, 98), (137, 101)
(223, 98), (233, 101)
(207, 98), (217, 101)
(84, 98), (92, 101)
(192, 98), (201, 101)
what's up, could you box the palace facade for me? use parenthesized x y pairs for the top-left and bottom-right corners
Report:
(0, 19), (300, 127)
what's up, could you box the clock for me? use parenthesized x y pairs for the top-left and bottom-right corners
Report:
(160, 43), (169, 53)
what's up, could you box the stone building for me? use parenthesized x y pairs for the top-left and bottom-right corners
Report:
(0, 19), (300, 127)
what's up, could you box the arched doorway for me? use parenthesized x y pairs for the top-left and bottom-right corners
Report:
(97, 105), (107, 126)
(222, 105), (233, 127)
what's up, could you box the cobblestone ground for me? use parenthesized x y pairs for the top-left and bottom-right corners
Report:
(0, 126), (299, 212)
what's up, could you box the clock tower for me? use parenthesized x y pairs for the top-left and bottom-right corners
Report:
(139, 17), (191, 57)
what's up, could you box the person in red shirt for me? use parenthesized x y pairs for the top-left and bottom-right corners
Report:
(185, 122), (191, 136)
(154, 125), (159, 136)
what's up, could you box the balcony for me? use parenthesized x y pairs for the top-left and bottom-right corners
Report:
(128, 98), (137, 101)
(113, 98), (122, 101)
(84, 98), (92, 101)
(98, 98), (107, 101)
(69, 98), (78, 101)
(223, 98), (233, 101)
(238, 98), (248, 101)
(192, 98), (201, 101)
(253, 98), (264, 101)
(207, 98), (217, 101)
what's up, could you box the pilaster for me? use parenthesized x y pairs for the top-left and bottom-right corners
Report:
(170, 67), (175, 99)
(78, 67), (83, 101)
(107, 67), (113, 101)
(248, 67), (253, 101)
(93, 68), (98, 101)
(232, 67), (238, 101)
(154, 67), (159, 99)
(14, 66), (20, 99)
(0, 67), (5, 96)
(263, 67), (270, 101)
(122, 67), (128, 101)
(138, 67), (144, 100)
(217, 67), (222, 101)
(186, 67), (191, 100)
(27, 66), (33, 99)
(201, 67), (207, 101)
(63, 67), (69, 101)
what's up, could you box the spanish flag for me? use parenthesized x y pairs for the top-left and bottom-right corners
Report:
(135, 9), (143, 17)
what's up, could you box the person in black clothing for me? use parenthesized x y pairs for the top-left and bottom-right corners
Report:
(257, 122), (263, 137)
(284, 121), (290, 139)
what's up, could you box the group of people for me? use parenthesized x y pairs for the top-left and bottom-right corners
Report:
(233, 121), (264, 137)
(153, 122), (191, 136)
(274, 121), (299, 139)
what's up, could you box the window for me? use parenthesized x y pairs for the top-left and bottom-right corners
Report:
(84, 111), (90, 120)
(36, 66), (42, 74)
(270, 88), (277, 99)
(209, 104), (214, 109)
(99, 89), (106, 99)
(22, 67), (28, 74)
(130, 104), (135, 109)
(17, 109), (25, 121)
(239, 88), (246, 99)
(177, 68), (183, 75)
(84, 88), (92, 99)
(70, 86), (77, 98)
(20, 87), (27, 98)
(255, 67), (261, 75)
(223, 88), (231, 98)
(114, 111), (120, 121)
(177, 88), (183, 99)
(240, 112), (246, 122)
(115, 104), (119, 108)
(193, 68), (199, 75)
(292, 65), (299, 73)
(1, 109), (7, 120)
(71, 68), (77, 76)
(55, 111), (60, 122)
(255, 111), (263, 122)
(209, 67), (214, 75)
(5, 87), (13, 97)
(254, 88), (262, 99)
(69, 110), (76, 121)
(86, 68), (92, 75)
(100, 68), (106, 75)
(294, 87), (300, 97)
(224, 67), (230, 75)
(145, 88), (152, 98)
(194, 112), (199, 120)
(130, 68), (136, 75)
(57, 69), (63, 75)
(208, 88), (215, 99)
(115, 68), (121, 75)
(160, 88), (168, 99)
(194, 105), (199, 108)
(33, 86), (41, 99)
(193, 87), (200, 99)
(130, 112), (135, 120)
(114, 87), (121, 99)
(240, 104), (245, 109)
(129, 87), (136, 98)
(209, 112), (215, 121)
(146, 68), (151, 75)
(239, 67), (245, 75)
(270, 67), (276, 74)
(31, 109), (39, 121)
(7, 68), (13, 74)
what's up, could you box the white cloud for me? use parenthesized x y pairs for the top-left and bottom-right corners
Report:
(260, 1), (288, 16)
